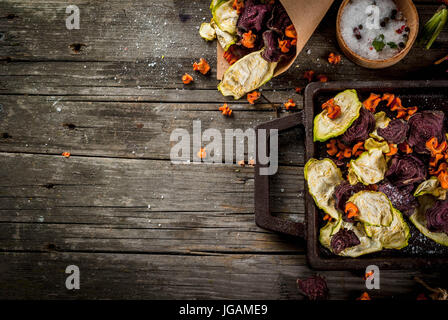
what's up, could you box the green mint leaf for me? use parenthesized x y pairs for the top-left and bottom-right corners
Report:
(372, 34), (385, 52)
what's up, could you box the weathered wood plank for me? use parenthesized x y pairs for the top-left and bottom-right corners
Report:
(0, 252), (443, 299)
(0, 0), (447, 93)
(0, 152), (305, 253)
(0, 95), (305, 163)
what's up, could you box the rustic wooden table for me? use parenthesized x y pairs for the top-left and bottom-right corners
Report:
(0, 0), (447, 299)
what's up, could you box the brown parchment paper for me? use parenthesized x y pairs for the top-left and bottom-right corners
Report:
(217, 0), (335, 80)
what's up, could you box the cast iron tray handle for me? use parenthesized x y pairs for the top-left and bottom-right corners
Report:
(255, 112), (306, 238)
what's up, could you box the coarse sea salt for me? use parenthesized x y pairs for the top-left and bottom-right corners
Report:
(340, 0), (409, 60)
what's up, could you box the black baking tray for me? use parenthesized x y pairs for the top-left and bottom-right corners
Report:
(255, 80), (448, 270)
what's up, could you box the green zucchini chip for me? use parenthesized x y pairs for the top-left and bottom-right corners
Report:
(319, 218), (343, 250)
(199, 22), (216, 41)
(304, 158), (344, 220)
(313, 89), (362, 142)
(348, 191), (393, 227)
(319, 220), (382, 257)
(409, 196), (448, 246)
(370, 111), (391, 141)
(338, 222), (383, 257)
(364, 138), (390, 154)
(210, 0), (224, 10)
(211, 20), (237, 51)
(349, 149), (387, 185)
(364, 208), (410, 249)
(414, 177), (447, 200)
(218, 50), (277, 99)
(212, 0), (239, 34)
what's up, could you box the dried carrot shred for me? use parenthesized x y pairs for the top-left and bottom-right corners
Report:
(284, 98), (296, 110)
(345, 202), (359, 219)
(323, 214), (333, 221)
(327, 105), (341, 119)
(430, 162), (448, 176)
(247, 91), (261, 104)
(326, 139), (338, 156)
(295, 87), (302, 94)
(182, 73), (193, 84)
(278, 39), (291, 53)
(193, 58), (210, 75)
(438, 170), (448, 189)
(62, 152), (71, 158)
(363, 271), (374, 280)
(290, 38), (297, 46)
(389, 97), (403, 111)
(406, 106), (418, 116)
(357, 292), (371, 300)
(241, 30), (256, 48)
(223, 49), (238, 65)
(430, 153), (444, 168)
(381, 93), (395, 106)
(398, 142), (412, 154)
(328, 53), (341, 65)
(197, 148), (206, 159)
(285, 24), (297, 39)
(352, 141), (365, 155)
(388, 96), (418, 120)
(426, 137), (447, 157)
(321, 98), (341, 119)
(219, 103), (232, 116)
(343, 148), (352, 158)
(316, 74), (328, 83)
(303, 70), (314, 82)
(386, 144), (398, 156)
(232, 0), (245, 14)
(363, 93), (382, 112)
(237, 159), (245, 167)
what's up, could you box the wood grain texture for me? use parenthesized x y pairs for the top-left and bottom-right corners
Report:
(0, 0), (447, 299)
(1, 252), (445, 300)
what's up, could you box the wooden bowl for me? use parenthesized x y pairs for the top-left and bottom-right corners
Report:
(336, 0), (419, 69)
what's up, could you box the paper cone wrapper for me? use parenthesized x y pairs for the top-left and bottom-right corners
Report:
(217, 0), (335, 80)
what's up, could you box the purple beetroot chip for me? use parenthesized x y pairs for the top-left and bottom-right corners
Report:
(297, 275), (329, 300)
(261, 30), (284, 62)
(341, 107), (376, 146)
(334, 181), (366, 213)
(378, 181), (417, 217)
(385, 154), (426, 187)
(267, 2), (292, 34)
(330, 228), (361, 254)
(377, 119), (409, 144)
(407, 111), (445, 154)
(425, 199), (448, 235)
(237, 0), (271, 34)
